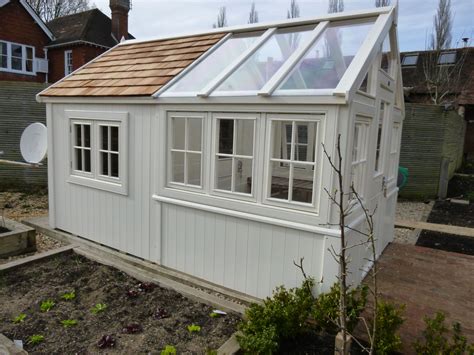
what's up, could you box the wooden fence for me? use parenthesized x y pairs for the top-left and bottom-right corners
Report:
(0, 81), (48, 190)
(399, 103), (466, 199)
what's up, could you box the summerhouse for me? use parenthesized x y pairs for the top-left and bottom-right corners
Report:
(37, 5), (404, 299)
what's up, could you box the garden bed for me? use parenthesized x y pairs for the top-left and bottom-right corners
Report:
(417, 231), (474, 256)
(425, 200), (474, 228)
(0, 252), (240, 353)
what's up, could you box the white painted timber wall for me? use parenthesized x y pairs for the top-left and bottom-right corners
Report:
(50, 103), (155, 260)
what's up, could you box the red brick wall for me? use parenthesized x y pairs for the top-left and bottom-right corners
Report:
(47, 45), (107, 83)
(0, 0), (50, 82)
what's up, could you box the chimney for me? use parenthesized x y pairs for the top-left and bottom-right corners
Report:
(110, 0), (131, 42)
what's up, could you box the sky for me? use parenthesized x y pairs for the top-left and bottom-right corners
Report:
(94, 0), (473, 52)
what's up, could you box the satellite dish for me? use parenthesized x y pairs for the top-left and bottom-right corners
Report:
(20, 123), (47, 164)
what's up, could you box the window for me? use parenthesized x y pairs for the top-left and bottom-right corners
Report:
(388, 123), (400, 180)
(374, 101), (387, 173)
(350, 119), (370, 199)
(267, 117), (320, 205)
(64, 50), (73, 75)
(214, 116), (255, 195)
(402, 54), (418, 66)
(438, 51), (456, 65)
(68, 111), (128, 195)
(0, 40), (35, 74)
(72, 122), (92, 174)
(169, 115), (203, 187)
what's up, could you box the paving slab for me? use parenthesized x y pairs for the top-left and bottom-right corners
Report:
(370, 243), (474, 353)
(395, 219), (474, 238)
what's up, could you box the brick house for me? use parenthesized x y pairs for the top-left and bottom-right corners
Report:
(401, 47), (474, 159)
(0, 0), (132, 84)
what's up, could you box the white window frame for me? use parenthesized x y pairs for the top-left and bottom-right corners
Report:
(264, 113), (323, 212)
(0, 40), (35, 75)
(64, 50), (73, 76)
(167, 112), (205, 191)
(374, 101), (388, 175)
(350, 117), (370, 200)
(67, 110), (128, 195)
(210, 112), (257, 201)
(388, 122), (400, 181)
(97, 122), (121, 183)
(71, 120), (93, 178)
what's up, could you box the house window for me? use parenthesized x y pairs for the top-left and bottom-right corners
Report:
(169, 115), (203, 187)
(0, 40), (35, 74)
(68, 111), (128, 195)
(374, 101), (387, 173)
(402, 54), (418, 66)
(214, 117), (255, 195)
(438, 51), (456, 65)
(268, 118), (319, 205)
(388, 123), (400, 180)
(350, 119), (370, 199)
(64, 50), (73, 75)
(72, 122), (92, 174)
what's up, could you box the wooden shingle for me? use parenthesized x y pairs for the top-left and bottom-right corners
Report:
(40, 32), (227, 97)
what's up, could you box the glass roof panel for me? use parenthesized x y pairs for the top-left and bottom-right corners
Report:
(277, 20), (374, 91)
(166, 32), (261, 93)
(214, 25), (315, 92)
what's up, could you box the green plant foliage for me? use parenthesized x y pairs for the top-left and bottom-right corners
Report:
(13, 313), (26, 323)
(28, 334), (45, 345)
(40, 299), (55, 312)
(373, 300), (405, 354)
(237, 278), (315, 354)
(91, 303), (107, 314)
(61, 319), (78, 328)
(312, 283), (368, 333)
(210, 312), (220, 318)
(161, 345), (177, 355)
(413, 312), (474, 354)
(187, 324), (201, 333)
(206, 350), (218, 355)
(61, 291), (76, 301)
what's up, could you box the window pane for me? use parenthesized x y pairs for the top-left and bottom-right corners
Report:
(110, 126), (119, 152)
(218, 119), (234, 154)
(11, 44), (22, 58)
(0, 42), (6, 68)
(270, 160), (289, 200)
(278, 21), (374, 90)
(26, 47), (33, 60)
(187, 153), (201, 186)
(292, 164), (313, 203)
(187, 118), (202, 151)
(11, 57), (22, 70)
(84, 149), (91, 172)
(101, 152), (109, 175)
(101, 126), (108, 150)
(295, 122), (316, 162)
(352, 124), (360, 162)
(216, 26), (314, 92)
(75, 125), (82, 146)
(402, 55), (418, 66)
(234, 158), (252, 194)
(438, 52), (456, 64)
(235, 120), (254, 156)
(272, 121), (292, 159)
(111, 153), (119, 177)
(216, 157), (232, 191)
(83, 125), (91, 148)
(380, 35), (392, 73)
(166, 33), (260, 93)
(75, 148), (82, 170)
(375, 102), (385, 172)
(26, 60), (33, 72)
(171, 151), (184, 183)
(172, 117), (185, 150)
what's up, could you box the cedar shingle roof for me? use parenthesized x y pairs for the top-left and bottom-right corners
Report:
(40, 32), (227, 97)
(46, 8), (133, 48)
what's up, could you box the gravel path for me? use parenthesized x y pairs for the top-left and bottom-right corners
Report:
(393, 200), (434, 245)
(0, 191), (64, 265)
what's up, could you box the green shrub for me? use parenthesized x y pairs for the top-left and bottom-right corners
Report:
(237, 278), (314, 354)
(161, 345), (177, 355)
(373, 300), (405, 354)
(413, 312), (474, 354)
(312, 283), (368, 333)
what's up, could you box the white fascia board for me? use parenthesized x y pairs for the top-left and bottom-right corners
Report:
(152, 33), (232, 98)
(197, 27), (277, 97)
(258, 21), (330, 96)
(0, 0), (10, 7)
(333, 10), (394, 101)
(119, 6), (394, 47)
(19, 0), (54, 40)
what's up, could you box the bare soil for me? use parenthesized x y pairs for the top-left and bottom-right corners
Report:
(0, 253), (240, 354)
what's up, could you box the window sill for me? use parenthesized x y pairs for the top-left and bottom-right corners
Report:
(68, 174), (127, 195)
(0, 68), (36, 76)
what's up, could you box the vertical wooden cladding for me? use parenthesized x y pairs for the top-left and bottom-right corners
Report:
(161, 203), (326, 298)
(51, 103), (153, 259)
